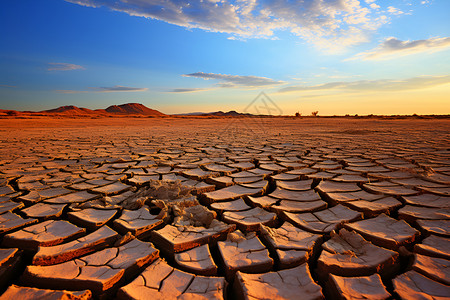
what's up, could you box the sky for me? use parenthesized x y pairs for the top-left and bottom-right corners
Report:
(0, 0), (449, 115)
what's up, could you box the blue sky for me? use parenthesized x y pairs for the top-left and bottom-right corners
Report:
(1, 0), (449, 115)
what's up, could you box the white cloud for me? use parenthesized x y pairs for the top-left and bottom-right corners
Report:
(387, 6), (404, 15)
(278, 75), (450, 93)
(48, 62), (85, 71)
(66, 0), (391, 52)
(183, 72), (284, 88)
(349, 36), (450, 60)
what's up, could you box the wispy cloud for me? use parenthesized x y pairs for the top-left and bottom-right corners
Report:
(65, 0), (392, 52)
(48, 62), (85, 71)
(349, 37), (450, 60)
(93, 85), (148, 92)
(55, 85), (148, 93)
(168, 88), (212, 93)
(0, 84), (16, 88)
(278, 75), (450, 93)
(183, 72), (284, 88)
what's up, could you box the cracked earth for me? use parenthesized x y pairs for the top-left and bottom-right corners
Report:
(0, 117), (448, 299)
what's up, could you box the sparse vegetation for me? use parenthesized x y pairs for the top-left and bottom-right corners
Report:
(295, 112), (301, 117)
(311, 111), (319, 117)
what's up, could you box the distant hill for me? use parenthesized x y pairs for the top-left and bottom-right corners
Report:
(105, 103), (165, 116)
(202, 110), (253, 117)
(42, 105), (99, 115)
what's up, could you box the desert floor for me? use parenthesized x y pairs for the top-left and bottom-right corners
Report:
(0, 117), (448, 299)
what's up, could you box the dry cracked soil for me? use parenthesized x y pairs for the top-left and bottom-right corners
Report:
(0, 117), (448, 299)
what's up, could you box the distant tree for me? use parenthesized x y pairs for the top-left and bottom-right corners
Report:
(295, 112), (301, 117)
(311, 111), (319, 117)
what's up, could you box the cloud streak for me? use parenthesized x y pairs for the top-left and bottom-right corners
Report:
(278, 75), (450, 93)
(93, 85), (148, 92)
(48, 62), (85, 71)
(66, 0), (391, 51)
(350, 37), (450, 60)
(168, 88), (211, 93)
(183, 72), (284, 88)
(55, 85), (148, 93)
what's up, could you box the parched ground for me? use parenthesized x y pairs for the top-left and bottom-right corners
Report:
(0, 117), (448, 299)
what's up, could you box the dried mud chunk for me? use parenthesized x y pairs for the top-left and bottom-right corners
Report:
(0, 185), (15, 197)
(271, 173), (302, 181)
(0, 285), (92, 300)
(246, 195), (278, 209)
(113, 206), (164, 238)
(414, 235), (450, 260)
(127, 175), (159, 185)
(91, 181), (132, 195)
(32, 226), (119, 265)
(316, 229), (399, 280)
(233, 263), (323, 300)
(223, 207), (277, 232)
(21, 203), (66, 219)
(182, 168), (220, 180)
(117, 259), (225, 300)
(272, 199), (328, 213)
(218, 231), (273, 279)
(174, 244), (218, 275)
(282, 205), (362, 234)
(416, 219), (450, 237)
(151, 222), (235, 254)
(0, 200), (23, 214)
(18, 181), (48, 191)
(418, 186), (450, 196)
(276, 179), (313, 191)
(421, 173), (450, 185)
(307, 171), (335, 180)
(412, 253), (450, 285)
(398, 205), (450, 223)
(0, 248), (22, 291)
(2, 220), (85, 250)
(393, 270), (450, 300)
(269, 188), (322, 201)
(342, 197), (402, 218)
(402, 194), (450, 208)
(0, 212), (37, 234)
(327, 273), (391, 300)
(316, 181), (360, 193)
(344, 214), (420, 250)
(203, 185), (264, 203)
(259, 163), (287, 173)
(260, 222), (321, 268)
(22, 239), (159, 296)
(331, 174), (370, 183)
(44, 190), (99, 204)
(326, 190), (384, 204)
(363, 182), (419, 196)
(210, 198), (251, 214)
(178, 276), (225, 300)
(207, 176), (234, 188)
(68, 208), (118, 230)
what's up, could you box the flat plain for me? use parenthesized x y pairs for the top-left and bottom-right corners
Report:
(0, 117), (448, 299)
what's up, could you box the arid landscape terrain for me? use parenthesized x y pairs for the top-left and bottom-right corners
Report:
(0, 116), (448, 299)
